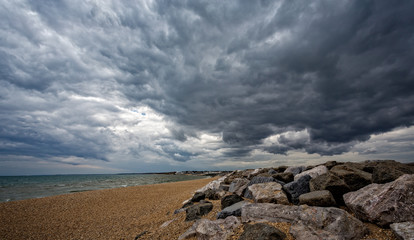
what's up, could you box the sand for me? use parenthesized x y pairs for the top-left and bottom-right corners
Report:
(0, 176), (398, 240)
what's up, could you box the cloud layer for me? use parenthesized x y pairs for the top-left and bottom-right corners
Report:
(1, 0), (413, 174)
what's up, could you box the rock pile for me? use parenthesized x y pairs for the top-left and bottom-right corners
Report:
(177, 160), (414, 240)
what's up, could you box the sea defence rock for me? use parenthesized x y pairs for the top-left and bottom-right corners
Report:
(294, 165), (328, 181)
(195, 175), (227, 193)
(221, 194), (243, 210)
(204, 189), (225, 200)
(185, 202), (213, 221)
(228, 178), (249, 196)
(299, 190), (336, 207)
(344, 174), (414, 226)
(330, 164), (372, 191)
(370, 160), (414, 184)
(241, 203), (367, 240)
(309, 172), (350, 205)
(284, 166), (306, 176)
(283, 175), (311, 204)
(390, 222), (414, 240)
(190, 192), (205, 202)
(217, 201), (250, 219)
(244, 176), (280, 199)
(248, 182), (289, 204)
(178, 216), (241, 240)
(238, 223), (286, 240)
(273, 172), (294, 183)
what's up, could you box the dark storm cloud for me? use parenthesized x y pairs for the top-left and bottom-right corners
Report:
(1, 0), (414, 169)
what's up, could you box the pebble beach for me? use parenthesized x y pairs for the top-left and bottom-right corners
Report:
(0, 177), (216, 240)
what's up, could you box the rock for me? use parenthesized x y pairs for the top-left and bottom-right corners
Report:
(205, 189), (225, 200)
(248, 182), (289, 204)
(294, 165), (328, 181)
(299, 190), (336, 207)
(284, 166), (306, 176)
(268, 169), (278, 175)
(331, 164), (372, 191)
(344, 174), (414, 226)
(283, 175), (311, 204)
(195, 175), (227, 193)
(244, 176), (280, 198)
(179, 216), (241, 240)
(221, 194), (244, 210)
(390, 222), (414, 240)
(273, 172), (294, 183)
(309, 172), (350, 205)
(229, 178), (250, 196)
(371, 161), (414, 184)
(241, 203), (367, 240)
(185, 202), (213, 221)
(217, 201), (250, 219)
(239, 223), (286, 240)
(219, 184), (230, 191)
(324, 161), (339, 169)
(191, 192), (206, 202)
(275, 166), (288, 172)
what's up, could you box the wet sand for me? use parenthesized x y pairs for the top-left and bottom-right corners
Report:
(0, 177), (216, 240)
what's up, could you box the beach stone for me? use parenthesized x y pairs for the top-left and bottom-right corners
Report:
(284, 166), (306, 176)
(241, 203), (367, 240)
(195, 176), (227, 193)
(205, 189), (225, 200)
(390, 222), (414, 240)
(221, 194), (244, 210)
(324, 161), (339, 169)
(272, 172), (294, 183)
(179, 216), (241, 240)
(268, 169), (278, 175)
(185, 202), (213, 221)
(219, 184), (230, 191)
(299, 190), (336, 207)
(344, 174), (414, 226)
(331, 164), (372, 191)
(248, 182), (289, 204)
(371, 161), (414, 184)
(191, 192), (205, 202)
(217, 201), (250, 219)
(229, 178), (250, 196)
(239, 223), (286, 240)
(283, 175), (311, 204)
(309, 172), (350, 205)
(294, 165), (328, 181)
(244, 176), (280, 198)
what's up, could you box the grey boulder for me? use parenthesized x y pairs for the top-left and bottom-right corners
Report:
(344, 174), (414, 226)
(229, 178), (249, 196)
(185, 202), (213, 221)
(248, 182), (289, 204)
(217, 201), (250, 219)
(299, 190), (336, 207)
(239, 223), (286, 240)
(309, 172), (350, 205)
(179, 216), (241, 240)
(390, 222), (414, 240)
(283, 175), (311, 204)
(294, 165), (328, 181)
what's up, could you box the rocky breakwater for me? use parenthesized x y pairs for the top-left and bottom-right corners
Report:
(175, 160), (414, 240)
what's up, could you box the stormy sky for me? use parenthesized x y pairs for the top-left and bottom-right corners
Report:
(1, 0), (413, 175)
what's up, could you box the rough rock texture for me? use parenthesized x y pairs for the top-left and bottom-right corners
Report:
(242, 203), (367, 240)
(221, 194), (244, 210)
(205, 189), (225, 200)
(244, 176), (279, 199)
(299, 190), (336, 207)
(294, 165), (328, 181)
(229, 178), (250, 196)
(284, 166), (306, 176)
(248, 182), (289, 204)
(178, 216), (241, 240)
(371, 161), (414, 184)
(195, 176), (227, 193)
(273, 172), (294, 183)
(217, 201), (250, 219)
(390, 222), (414, 240)
(239, 223), (286, 240)
(283, 175), (311, 204)
(330, 165), (372, 191)
(324, 161), (339, 169)
(309, 172), (350, 205)
(268, 169), (278, 175)
(185, 202), (213, 221)
(191, 192), (206, 202)
(344, 174), (414, 226)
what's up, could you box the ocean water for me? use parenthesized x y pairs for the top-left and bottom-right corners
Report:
(0, 174), (208, 202)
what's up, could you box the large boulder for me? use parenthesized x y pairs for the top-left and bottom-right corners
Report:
(239, 223), (286, 240)
(309, 172), (351, 205)
(229, 178), (250, 196)
(284, 166), (306, 176)
(272, 172), (294, 183)
(344, 174), (414, 226)
(217, 201), (250, 219)
(330, 164), (372, 191)
(390, 222), (414, 240)
(248, 182), (289, 204)
(244, 176), (280, 199)
(298, 190), (336, 207)
(294, 165), (328, 181)
(241, 203), (367, 240)
(185, 202), (213, 221)
(221, 194), (244, 210)
(283, 175), (311, 204)
(178, 216), (241, 240)
(205, 189), (225, 200)
(195, 175), (227, 193)
(190, 192), (205, 202)
(370, 161), (414, 184)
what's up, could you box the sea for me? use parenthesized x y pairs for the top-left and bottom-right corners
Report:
(0, 174), (208, 202)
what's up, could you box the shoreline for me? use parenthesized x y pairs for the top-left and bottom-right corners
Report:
(0, 177), (218, 239)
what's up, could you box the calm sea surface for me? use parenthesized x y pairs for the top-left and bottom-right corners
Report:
(0, 174), (208, 202)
